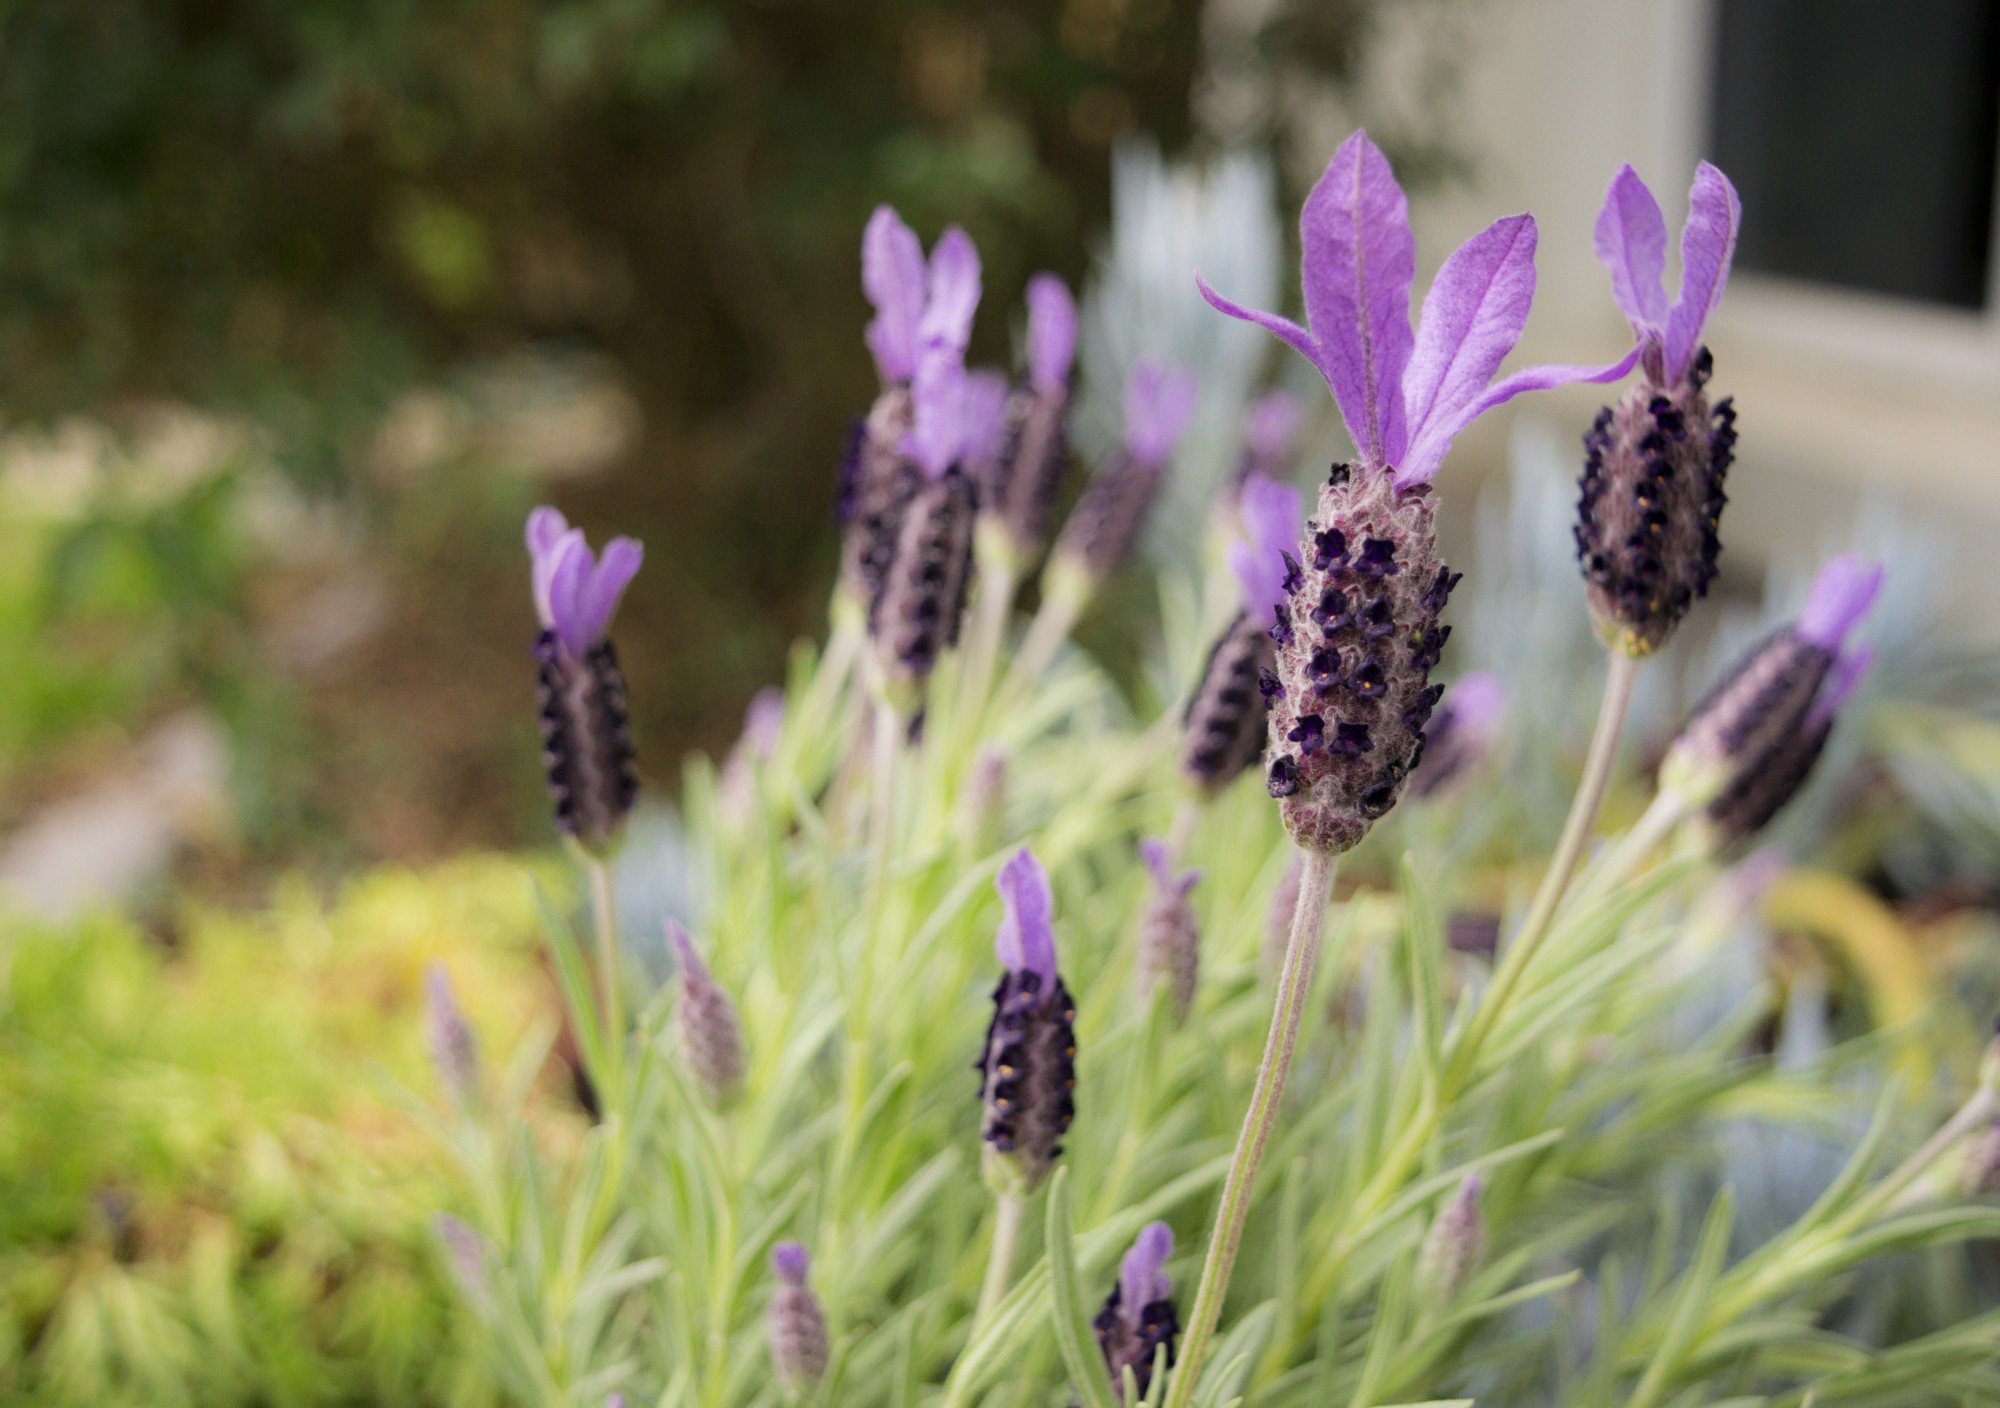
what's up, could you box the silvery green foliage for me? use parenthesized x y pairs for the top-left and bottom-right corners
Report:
(1074, 142), (1282, 572)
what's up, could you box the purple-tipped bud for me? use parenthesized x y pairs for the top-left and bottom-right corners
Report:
(981, 276), (1078, 560)
(1262, 856), (1303, 983)
(867, 464), (978, 710)
(961, 368), (1013, 477)
(1136, 839), (1202, 1024)
(1578, 163), (1743, 656)
(977, 850), (1077, 1195)
(1048, 362), (1196, 587)
(1664, 556), (1883, 822)
(527, 508), (641, 850)
(1237, 390), (1303, 487)
(1407, 671), (1504, 799)
(434, 1214), (493, 1310)
(718, 688), (785, 826)
(1417, 1174), (1485, 1300)
(1094, 1222), (1178, 1401)
(1027, 274), (1078, 394)
(768, 1242), (829, 1390)
(1183, 475), (1297, 791)
(670, 923), (746, 1106)
(424, 961), (480, 1105)
(1262, 463), (1459, 853)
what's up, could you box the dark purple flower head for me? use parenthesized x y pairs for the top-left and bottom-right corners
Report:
(1179, 609), (1279, 793)
(1122, 361), (1198, 467)
(1200, 131), (1639, 487)
(1026, 273), (1078, 395)
(1095, 1221), (1179, 1400)
(1229, 474), (1305, 621)
(863, 208), (982, 384)
(978, 848), (1077, 1194)
(527, 507), (643, 659)
(1595, 163), (1741, 389)
(1667, 555), (1883, 825)
(767, 1241), (828, 1389)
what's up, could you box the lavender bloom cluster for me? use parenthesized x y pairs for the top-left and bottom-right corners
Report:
(976, 849), (1078, 1196)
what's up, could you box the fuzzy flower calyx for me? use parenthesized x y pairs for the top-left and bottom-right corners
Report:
(527, 507), (641, 850)
(1094, 1221), (1179, 1401)
(1180, 474), (1302, 792)
(977, 848), (1077, 1195)
(1136, 839), (1202, 1024)
(768, 1242), (829, 1390)
(1664, 555), (1882, 826)
(1577, 162), (1743, 655)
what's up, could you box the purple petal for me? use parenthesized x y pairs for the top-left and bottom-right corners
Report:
(919, 226), (982, 357)
(863, 206), (927, 383)
(1298, 131), (1416, 466)
(1662, 162), (1741, 386)
(1447, 671), (1505, 736)
(1139, 837), (1171, 887)
(567, 536), (643, 652)
(741, 687), (786, 757)
(1229, 472), (1303, 618)
(772, 1241), (811, 1286)
(1399, 214), (1539, 481)
(527, 506), (573, 626)
(668, 920), (711, 985)
(994, 848), (1057, 982)
(544, 531), (592, 649)
(1392, 343), (1644, 488)
(1593, 165), (1669, 336)
(961, 367), (1011, 469)
(1796, 554), (1884, 650)
(1122, 361), (1197, 465)
(1119, 1221), (1174, 1310)
(1197, 274), (1324, 380)
(1025, 274), (1077, 393)
(1809, 645), (1873, 728)
(1244, 391), (1303, 463)
(902, 344), (967, 480)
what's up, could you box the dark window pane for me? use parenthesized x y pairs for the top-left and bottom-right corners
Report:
(1710, 0), (2000, 310)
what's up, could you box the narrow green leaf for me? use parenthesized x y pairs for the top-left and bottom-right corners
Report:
(1045, 1169), (1119, 1408)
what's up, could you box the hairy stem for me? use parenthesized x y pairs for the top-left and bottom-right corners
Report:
(974, 1192), (1027, 1328)
(585, 854), (622, 1085)
(1164, 847), (1339, 1408)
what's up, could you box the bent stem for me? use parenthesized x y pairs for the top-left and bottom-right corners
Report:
(1164, 846), (1339, 1408)
(974, 1191), (1027, 1328)
(1455, 648), (1639, 1075)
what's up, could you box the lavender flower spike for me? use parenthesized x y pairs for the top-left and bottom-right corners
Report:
(1094, 1221), (1179, 1400)
(1576, 162), (1744, 654)
(768, 1242), (829, 1390)
(1047, 361), (1197, 593)
(1408, 670), (1505, 799)
(980, 274), (1078, 562)
(527, 507), (641, 851)
(1181, 474), (1302, 792)
(977, 849), (1077, 1195)
(424, 961), (480, 1106)
(670, 922), (746, 1105)
(1199, 131), (1626, 851)
(1136, 838), (1203, 1023)
(1417, 1174), (1485, 1300)
(1663, 555), (1883, 820)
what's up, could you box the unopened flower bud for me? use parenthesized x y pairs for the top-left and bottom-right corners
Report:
(768, 1242), (829, 1390)
(1700, 648), (1870, 850)
(1046, 362), (1195, 598)
(670, 923), (746, 1106)
(977, 850), (1078, 1195)
(424, 961), (480, 1105)
(1417, 1174), (1485, 1301)
(1094, 1222), (1178, 1401)
(1577, 163), (1742, 656)
(1661, 556), (1882, 813)
(1407, 671), (1505, 800)
(979, 275), (1076, 563)
(836, 387), (918, 611)
(1262, 463), (1459, 853)
(434, 1214), (493, 1310)
(526, 508), (643, 852)
(1135, 840), (1201, 1024)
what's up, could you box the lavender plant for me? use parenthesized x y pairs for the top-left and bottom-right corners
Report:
(434, 137), (2000, 1408)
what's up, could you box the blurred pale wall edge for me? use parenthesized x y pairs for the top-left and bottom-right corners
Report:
(1381, 0), (2000, 637)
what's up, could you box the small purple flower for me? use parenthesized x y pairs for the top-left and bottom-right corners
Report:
(1595, 163), (1742, 390)
(1668, 556), (1883, 833)
(1242, 390), (1303, 480)
(1136, 839), (1202, 1023)
(1122, 361), (1198, 468)
(1199, 131), (1639, 487)
(424, 961), (479, 1106)
(977, 849), (1077, 1194)
(1408, 670), (1504, 799)
(863, 209), (982, 384)
(527, 507), (641, 850)
(1229, 474), (1305, 622)
(1026, 273), (1078, 395)
(768, 1242), (829, 1389)
(1094, 1221), (1179, 1400)
(670, 922), (746, 1105)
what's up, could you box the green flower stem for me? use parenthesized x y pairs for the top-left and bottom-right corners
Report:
(960, 556), (1019, 734)
(585, 852), (623, 1095)
(1452, 648), (1639, 1081)
(974, 1191), (1027, 1328)
(998, 587), (1085, 714)
(1163, 846), (1339, 1408)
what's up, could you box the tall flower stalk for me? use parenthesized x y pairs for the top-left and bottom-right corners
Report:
(1167, 129), (1640, 1405)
